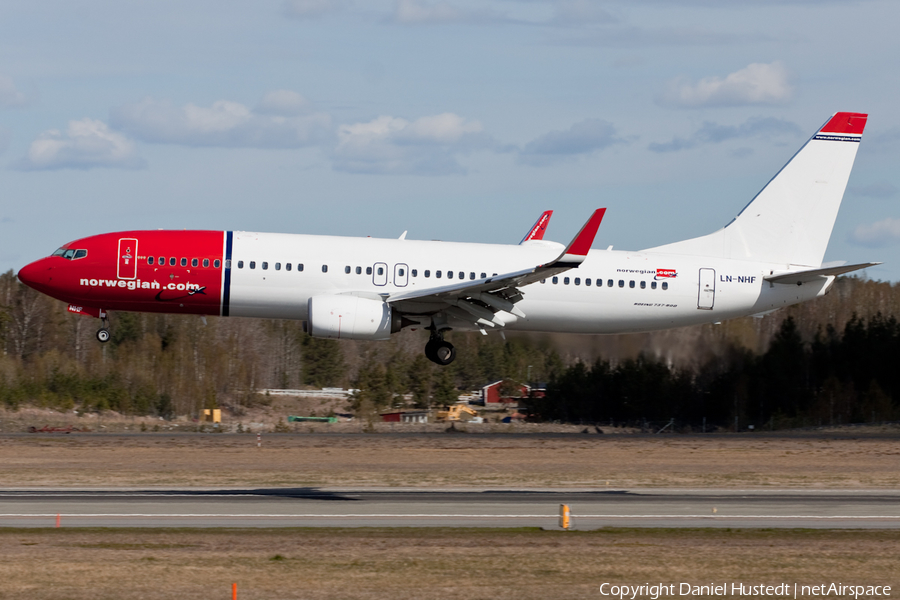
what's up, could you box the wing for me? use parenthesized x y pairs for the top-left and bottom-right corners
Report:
(520, 210), (553, 243)
(387, 209), (605, 331)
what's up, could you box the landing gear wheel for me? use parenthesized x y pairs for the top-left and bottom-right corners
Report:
(425, 340), (456, 366)
(96, 329), (110, 343)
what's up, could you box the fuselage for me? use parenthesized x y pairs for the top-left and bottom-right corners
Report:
(17, 229), (832, 335)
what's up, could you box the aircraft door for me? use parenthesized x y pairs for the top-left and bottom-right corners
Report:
(394, 263), (409, 287)
(698, 268), (715, 310)
(117, 238), (138, 280)
(373, 262), (388, 286)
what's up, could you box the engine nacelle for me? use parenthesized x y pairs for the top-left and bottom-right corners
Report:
(307, 295), (400, 341)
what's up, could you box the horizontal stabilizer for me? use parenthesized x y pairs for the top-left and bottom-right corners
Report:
(765, 262), (881, 285)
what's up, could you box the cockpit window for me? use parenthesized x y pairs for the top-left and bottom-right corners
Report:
(54, 248), (87, 260)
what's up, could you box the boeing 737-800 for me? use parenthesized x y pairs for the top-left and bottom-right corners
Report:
(17, 112), (876, 365)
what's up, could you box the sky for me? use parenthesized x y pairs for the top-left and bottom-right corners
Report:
(2, 0), (900, 281)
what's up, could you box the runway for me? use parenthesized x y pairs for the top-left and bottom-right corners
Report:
(2, 488), (899, 529)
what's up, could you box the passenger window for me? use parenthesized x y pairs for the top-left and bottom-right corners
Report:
(262, 262), (268, 270)
(574, 277), (581, 286)
(377, 266), (384, 276)
(399, 268), (406, 277)
(651, 281), (657, 289)
(191, 258), (198, 267)
(275, 263), (281, 271)
(322, 265), (328, 273)
(552, 277), (558, 284)
(541, 279), (546, 284)
(170, 257), (176, 266)
(481, 273), (486, 279)
(640, 281), (646, 289)
(298, 263), (304, 271)
(345, 266), (351, 274)
(608, 279), (614, 287)
(356, 267), (362, 275)
(148, 257), (155, 265)
(250, 261), (256, 269)
(458, 272), (464, 279)
(221, 260), (227, 269)
(181, 258), (187, 267)
(412, 269), (417, 277)
(238, 261), (244, 269)
(447, 271), (453, 279)
(618, 280), (624, 288)
(585, 278), (591, 286)
(286, 263), (292, 271)
(564, 277), (570, 285)
(436, 271), (442, 278)
(662, 282), (668, 290)
(425, 270), (431, 278)
(597, 279), (603, 287)
(203, 258), (210, 267)
(629, 280), (635, 288)
(366, 266), (372, 275)
(469, 272), (475, 280)
(74, 250), (87, 259)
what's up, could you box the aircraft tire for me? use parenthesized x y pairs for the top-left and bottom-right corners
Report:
(431, 341), (456, 366)
(96, 329), (111, 343)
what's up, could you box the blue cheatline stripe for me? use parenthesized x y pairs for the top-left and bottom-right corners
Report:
(223, 231), (233, 317)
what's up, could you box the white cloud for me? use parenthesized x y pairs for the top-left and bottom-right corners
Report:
(393, 0), (504, 24)
(333, 112), (491, 174)
(256, 90), (312, 116)
(518, 119), (623, 166)
(110, 96), (331, 148)
(282, 0), (348, 19)
(0, 75), (28, 108)
(849, 217), (900, 248)
(648, 117), (802, 153)
(658, 61), (793, 108)
(15, 118), (145, 171)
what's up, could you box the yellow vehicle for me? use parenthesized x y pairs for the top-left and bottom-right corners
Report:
(436, 404), (478, 422)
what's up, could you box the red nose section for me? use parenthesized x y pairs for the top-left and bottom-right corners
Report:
(17, 258), (54, 294)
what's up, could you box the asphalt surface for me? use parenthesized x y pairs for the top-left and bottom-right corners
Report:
(2, 488), (899, 529)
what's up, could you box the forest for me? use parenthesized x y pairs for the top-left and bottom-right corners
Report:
(1, 268), (899, 429)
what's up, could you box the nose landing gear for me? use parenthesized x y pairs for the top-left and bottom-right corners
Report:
(96, 314), (111, 343)
(424, 330), (455, 366)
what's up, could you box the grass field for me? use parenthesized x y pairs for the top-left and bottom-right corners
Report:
(1, 527), (897, 600)
(1, 431), (899, 489)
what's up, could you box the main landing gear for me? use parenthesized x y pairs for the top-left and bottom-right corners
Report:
(425, 330), (455, 366)
(96, 315), (111, 343)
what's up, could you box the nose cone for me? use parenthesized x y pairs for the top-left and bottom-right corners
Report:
(17, 258), (54, 294)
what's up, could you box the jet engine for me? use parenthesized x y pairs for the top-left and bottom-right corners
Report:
(307, 295), (401, 340)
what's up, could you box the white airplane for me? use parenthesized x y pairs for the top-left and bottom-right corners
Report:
(17, 112), (876, 365)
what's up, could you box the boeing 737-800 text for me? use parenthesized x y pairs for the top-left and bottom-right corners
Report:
(17, 112), (876, 365)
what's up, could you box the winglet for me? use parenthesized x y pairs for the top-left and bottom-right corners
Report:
(520, 210), (553, 244)
(546, 208), (605, 266)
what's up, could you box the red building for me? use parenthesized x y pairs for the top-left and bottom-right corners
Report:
(480, 380), (545, 404)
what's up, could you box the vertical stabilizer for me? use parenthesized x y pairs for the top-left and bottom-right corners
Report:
(644, 112), (868, 267)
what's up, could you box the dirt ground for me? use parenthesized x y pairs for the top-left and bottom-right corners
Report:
(1, 428), (899, 489)
(1, 528), (896, 600)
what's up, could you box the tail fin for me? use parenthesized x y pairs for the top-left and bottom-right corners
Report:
(644, 112), (868, 267)
(520, 210), (553, 244)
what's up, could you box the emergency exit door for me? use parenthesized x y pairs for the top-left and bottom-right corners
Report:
(117, 238), (138, 280)
(698, 268), (715, 310)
